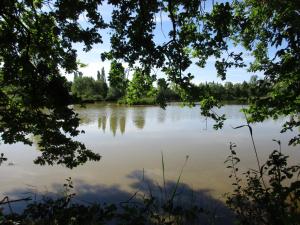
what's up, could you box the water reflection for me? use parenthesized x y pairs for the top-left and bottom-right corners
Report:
(119, 114), (126, 134)
(1, 103), (299, 222)
(76, 104), (150, 135)
(133, 108), (146, 130)
(74, 103), (295, 138)
(96, 107), (128, 136)
(157, 108), (166, 123)
(110, 113), (118, 136)
(79, 103), (210, 136)
(98, 114), (107, 132)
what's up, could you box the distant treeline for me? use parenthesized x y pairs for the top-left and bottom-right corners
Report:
(197, 75), (262, 102)
(70, 60), (263, 105)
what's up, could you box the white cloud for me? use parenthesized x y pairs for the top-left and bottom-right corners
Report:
(78, 61), (111, 80)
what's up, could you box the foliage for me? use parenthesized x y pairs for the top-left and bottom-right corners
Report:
(156, 79), (168, 108)
(222, 0), (300, 144)
(95, 80), (108, 100)
(118, 97), (157, 106)
(197, 76), (262, 102)
(224, 112), (300, 225)
(225, 142), (300, 225)
(71, 72), (262, 106)
(98, 67), (109, 99)
(0, 0), (105, 167)
(156, 78), (179, 108)
(72, 76), (108, 101)
(103, 0), (300, 142)
(125, 68), (156, 105)
(102, 0), (246, 127)
(107, 60), (127, 100)
(0, 179), (117, 225)
(231, 0), (300, 145)
(106, 87), (124, 101)
(200, 96), (225, 130)
(0, 187), (204, 225)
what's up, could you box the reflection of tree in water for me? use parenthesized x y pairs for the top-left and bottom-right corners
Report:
(97, 107), (127, 136)
(98, 114), (107, 132)
(133, 108), (145, 130)
(73, 105), (89, 125)
(119, 114), (126, 134)
(106, 108), (128, 136)
(78, 113), (93, 125)
(157, 108), (166, 123)
(102, 114), (107, 132)
(110, 113), (118, 136)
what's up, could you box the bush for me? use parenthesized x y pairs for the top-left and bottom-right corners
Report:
(225, 142), (300, 225)
(120, 97), (157, 105)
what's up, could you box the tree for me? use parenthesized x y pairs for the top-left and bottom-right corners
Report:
(97, 68), (106, 82)
(107, 60), (127, 100)
(96, 67), (108, 99)
(156, 78), (169, 107)
(97, 70), (101, 81)
(0, 0), (106, 168)
(224, 82), (234, 100)
(95, 79), (108, 100)
(226, 1), (300, 145)
(157, 78), (168, 91)
(72, 76), (93, 98)
(101, 67), (106, 82)
(72, 76), (108, 100)
(240, 81), (249, 99)
(125, 68), (155, 104)
(103, 0), (300, 144)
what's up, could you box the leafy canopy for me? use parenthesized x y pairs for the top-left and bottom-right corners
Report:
(107, 60), (127, 100)
(125, 68), (156, 105)
(0, 0), (106, 168)
(104, 0), (300, 144)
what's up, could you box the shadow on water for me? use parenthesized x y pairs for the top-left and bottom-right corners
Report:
(3, 170), (235, 225)
(127, 170), (234, 225)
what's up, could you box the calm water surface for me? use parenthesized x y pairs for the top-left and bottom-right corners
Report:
(1, 103), (299, 206)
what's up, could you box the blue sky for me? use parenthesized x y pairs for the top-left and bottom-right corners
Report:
(67, 0), (263, 84)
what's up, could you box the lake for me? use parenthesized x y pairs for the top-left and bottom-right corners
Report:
(0, 103), (299, 213)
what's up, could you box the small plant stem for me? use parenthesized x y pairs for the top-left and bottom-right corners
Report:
(161, 151), (167, 199)
(243, 110), (267, 189)
(169, 155), (189, 202)
(230, 152), (239, 184)
(249, 124), (261, 172)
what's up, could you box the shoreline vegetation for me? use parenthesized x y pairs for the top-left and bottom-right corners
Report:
(76, 99), (249, 106)
(71, 65), (262, 107)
